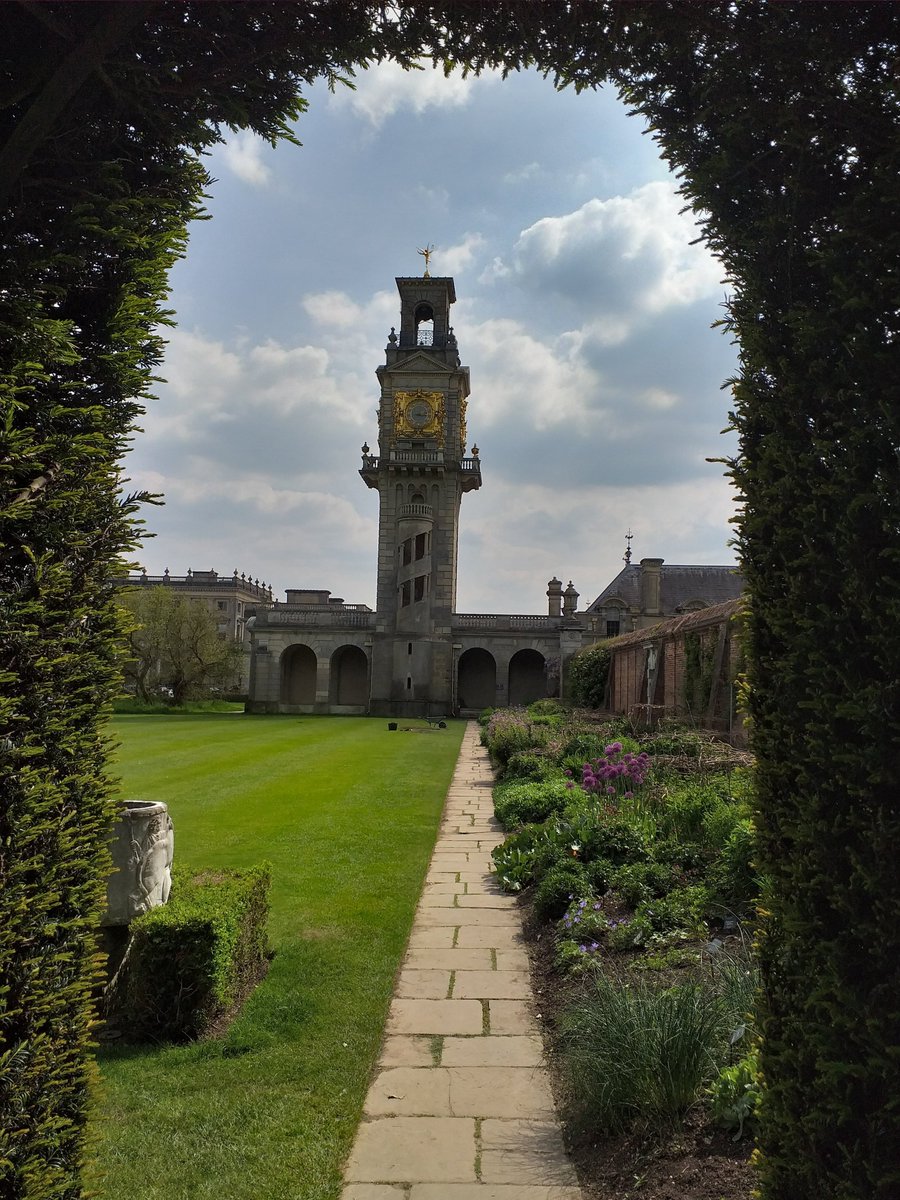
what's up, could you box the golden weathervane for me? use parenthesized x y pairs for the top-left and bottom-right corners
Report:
(417, 243), (434, 277)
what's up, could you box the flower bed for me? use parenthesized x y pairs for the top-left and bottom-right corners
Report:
(484, 703), (760, 1198)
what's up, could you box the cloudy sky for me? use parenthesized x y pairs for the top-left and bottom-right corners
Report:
(127, 63), (740, 614)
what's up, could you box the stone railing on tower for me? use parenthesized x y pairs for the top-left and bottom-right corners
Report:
(399, 502), (434, 520)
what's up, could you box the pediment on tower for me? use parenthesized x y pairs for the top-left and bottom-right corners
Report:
(384, 350), (455, 378)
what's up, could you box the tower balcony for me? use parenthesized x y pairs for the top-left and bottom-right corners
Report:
(399, 502), (433, 520)
(359, 451), (482, 491)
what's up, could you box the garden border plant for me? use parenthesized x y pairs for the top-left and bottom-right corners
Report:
(484, 703), (762, 1160)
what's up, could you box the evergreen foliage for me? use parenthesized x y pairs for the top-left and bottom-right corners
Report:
(108, 865), (271, 1043)
(2, 4), (898, 1195)
(568, 642), (612, 708)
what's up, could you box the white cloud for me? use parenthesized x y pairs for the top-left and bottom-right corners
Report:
(330, 60), (499, 127)
(219, 131), (274, 186)
(503, 161), (542, 185)
(502, 182), (724, 344)
(433, 234), (487, 277)
(464, 317), (602, 432)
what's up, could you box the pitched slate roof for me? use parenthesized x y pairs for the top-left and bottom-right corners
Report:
(586, 563), (744, 613)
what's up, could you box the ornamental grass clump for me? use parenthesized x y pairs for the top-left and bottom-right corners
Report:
(559, 972), (726, 1133)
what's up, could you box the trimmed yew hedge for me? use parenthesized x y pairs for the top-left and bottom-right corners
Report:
(108, 865), (271, 1043)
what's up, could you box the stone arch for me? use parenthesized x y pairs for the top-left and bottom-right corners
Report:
(280, 643), (317, 705)
(508, 648), (546, 707)
(457, 647), (496, 711)
(329, 644), (368, 706)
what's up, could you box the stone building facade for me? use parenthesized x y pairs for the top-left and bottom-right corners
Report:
(246, 272), (743, 718)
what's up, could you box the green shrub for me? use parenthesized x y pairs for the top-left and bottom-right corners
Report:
(570, 815), (649, 867)
(493, 778), (572, 829)
(634, 884), (711, 937)
(528, 713), (563, 730)
(528, 698), (566, 718)
(109, 864), (271, 1042)
(655, 778), (738, 845)
(503, 750), (560, 784)
(532, 862), (591, 921)
(492, 821), (564, 892)
(651, 836), (709, 872)
(708, 817), (759, 915)
(610, 861), (680, 908)
(482, 709), (549, 771)
(477, 708), (495, 727)
(585, 857), (616, 893)
(568, 643), (612, 708)
(559, 974), (725, 1132)
(561, 731), (639, 762)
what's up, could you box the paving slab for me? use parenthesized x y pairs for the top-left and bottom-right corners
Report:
(365, 1067), (452, 1116)
(441, 1034), (543, 1067)
(406, 926), (456, 950)
(480, 1119), (579, 1185)
(388, 998), (484, 1036)
(455, 926), (525, 949)
(342, 1185), (408, 1200)
(416, 907), (520, 927)
(455, 893), (519, 909)
(346, 1116), (476, 1183)
(453, 971), (531, 999)
(380, 1035), (435, 1067)
(396, 970), (452, 999)
(488, 1000), (535, 1035)
(447, 1066), (556, 1118)
(404, 947), (493, 971)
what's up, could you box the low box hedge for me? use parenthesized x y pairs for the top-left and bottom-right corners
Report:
(108, 863), (271, 1042)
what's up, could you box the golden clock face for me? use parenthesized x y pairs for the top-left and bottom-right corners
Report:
(394, 390), (444, 441)
(408, 398), (433, 428)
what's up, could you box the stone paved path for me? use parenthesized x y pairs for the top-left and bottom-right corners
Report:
(341, 721), (585, 1200)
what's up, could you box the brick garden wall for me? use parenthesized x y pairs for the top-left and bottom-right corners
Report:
(602, 599), (746, 743)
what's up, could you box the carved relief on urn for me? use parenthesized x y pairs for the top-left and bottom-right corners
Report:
(102, 800), (175, 926)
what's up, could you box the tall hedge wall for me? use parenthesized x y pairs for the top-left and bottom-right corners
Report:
(2, 6), (898, 1198)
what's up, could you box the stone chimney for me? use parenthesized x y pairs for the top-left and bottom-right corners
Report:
(547, 577), (563, 618)
(640, 558), (663, 617)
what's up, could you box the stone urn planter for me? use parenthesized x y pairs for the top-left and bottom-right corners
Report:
(102, 800), (174, 927)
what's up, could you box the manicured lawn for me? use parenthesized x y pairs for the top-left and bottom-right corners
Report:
(90, 714), (466, 1200)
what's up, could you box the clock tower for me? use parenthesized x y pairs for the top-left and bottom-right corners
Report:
(360, 274), (481, 715)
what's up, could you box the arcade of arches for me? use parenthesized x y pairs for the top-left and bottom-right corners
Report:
(280, 642), (549, 711)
